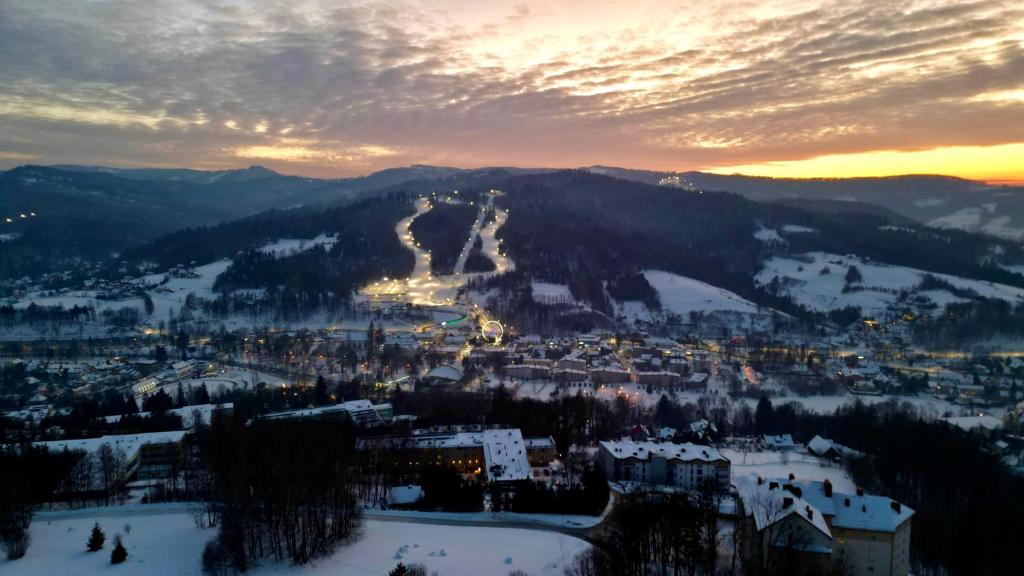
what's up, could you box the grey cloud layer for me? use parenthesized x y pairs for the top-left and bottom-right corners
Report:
(0, 0), (1022, 175)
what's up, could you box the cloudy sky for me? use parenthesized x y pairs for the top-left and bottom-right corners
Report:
(1, 0), (1023, 181)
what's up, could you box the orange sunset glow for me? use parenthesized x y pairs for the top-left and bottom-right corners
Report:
(1, 0), (1022, 180)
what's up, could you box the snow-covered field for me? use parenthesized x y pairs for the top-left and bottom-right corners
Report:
(644, 270), (761, 315)
(3, 510), (589, 576)
(531, 282), (573, 303)
(144, 260), (232, 320)
(929, 207), (1024, 241)
(259, 234), (338, 258)
(757, 252), (1024, 314)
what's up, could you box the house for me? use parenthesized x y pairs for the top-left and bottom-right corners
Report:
(736, 475), (914, 576)
(599, 438), (730, 490)
(763, 434), (799, 451)
(807, 435), (842, 459)
(735, 476), (835, 574)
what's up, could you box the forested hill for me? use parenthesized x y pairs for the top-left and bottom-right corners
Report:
(667, 172), (1024, 242)
(0, 165), (361, 279)
(488, 171), (1024, 312)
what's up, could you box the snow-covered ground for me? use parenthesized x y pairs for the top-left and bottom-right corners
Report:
(644, 270), (761, 315)
(3, 510), (589, 576)
(259, 234), (338, 258)
(144, 260), (232, 320)
(754, 227), (784, 243)
(928, 207), (1024, 241)
(757, 252), (1024, 314)
(733, 391), (974, 419)
(722, 448), (855, 492)
(531, 282), (573, 303)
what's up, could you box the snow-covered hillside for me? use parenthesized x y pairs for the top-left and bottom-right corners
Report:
(612, 270), (762, 323)
(757, 252), (1024, 314)
(645, 270), (761, 315)
(259, 234), (338, 258)
(928, 206), (1024, 241)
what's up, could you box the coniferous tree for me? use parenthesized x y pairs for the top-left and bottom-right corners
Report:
(110, 535), (127, 564)
(87, 523), (105, 551)
(314, 376), (329, 406)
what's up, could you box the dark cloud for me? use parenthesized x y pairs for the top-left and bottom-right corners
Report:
(0, 0), (1021, 176)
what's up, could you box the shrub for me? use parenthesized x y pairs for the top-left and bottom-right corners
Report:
(110, 535), (127, 564)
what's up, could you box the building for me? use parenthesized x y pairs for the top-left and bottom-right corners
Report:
(524, 436), (557, 466)
(553, 368), (588, 383)
(807, 435), (842, 459)
(598, 438), (730, 489)
(172, 360), (194, 380)
(262, 400), (393, 428)
(736, 476), (914, 576)
(589, 366), (630, 385)
(504, 364), (551, 380)
(36, 431), (188, 490)
(762, 434), (800, 450)
(636, 370), (681, 390)
(356, 428), (535, 482)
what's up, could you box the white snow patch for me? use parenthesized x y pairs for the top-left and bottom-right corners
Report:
(645, 270), (760, 315)
(754, 227), (784, 243)
(781, 224), (816, 234)
(531, 282), (573, 303)
(259, 234), (338, 258)
(929, 207), (983, 230)
(757, 252), (1024, 314)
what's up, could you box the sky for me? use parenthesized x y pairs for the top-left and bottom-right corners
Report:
(1, 0), (1023, 181)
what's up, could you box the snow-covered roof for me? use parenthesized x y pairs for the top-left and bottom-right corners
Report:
(483, 429), (531, 482)
(103, 403), (232, 425)
(35, 430), (186, 459)
(807, 435), (837, 456)
(763, 434), (798, 448)
(735, 475), (832, 539)
(524, 436), (556, 449)
(388, 485), (424, 505)
(424, 364), (464, 381)
(785, 479), (914, 533)
(599, 438), (728, 463)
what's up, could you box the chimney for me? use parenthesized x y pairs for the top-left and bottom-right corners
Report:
(856, 486), (864, 497)
(891, 501), (901, 514)
(783, 497), (793, 508)
(823, 479), (833, 497)
(844, 498), (850, 507)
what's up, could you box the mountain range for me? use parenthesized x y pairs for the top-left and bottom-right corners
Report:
(2, 162), (1023, 283)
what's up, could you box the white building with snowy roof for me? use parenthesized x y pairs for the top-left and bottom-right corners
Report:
(598, 438), (730, 489)
(736, 475), (914, 576)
